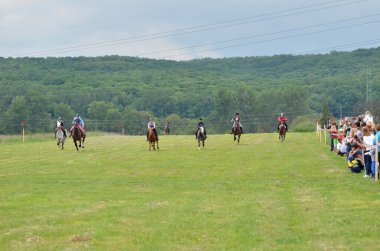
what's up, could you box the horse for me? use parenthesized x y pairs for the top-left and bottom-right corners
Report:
(164, 124), (170, 135)
(56, 127), (66, 150)
(197, 126), (205, 149)
(233, 122), (241, 144)
(147, 127), (159, 151)
(72, 123), (85, 150)
(279, 121), (286, 142)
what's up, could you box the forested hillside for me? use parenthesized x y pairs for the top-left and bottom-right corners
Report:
(1, 47), (380, 134)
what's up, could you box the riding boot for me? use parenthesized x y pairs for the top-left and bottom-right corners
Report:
(195, 130), (198, 140)
(146, 131), (149, 141)
(155, 131), (159, 141)
(240, 127), (243, 134)
(204, 131), (207, 139)
(231, 128), (234, 134)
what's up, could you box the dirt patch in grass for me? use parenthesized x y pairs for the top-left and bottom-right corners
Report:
(71, 234), (92, 242)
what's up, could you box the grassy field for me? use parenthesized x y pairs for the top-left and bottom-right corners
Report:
(0, 132), (379, 250)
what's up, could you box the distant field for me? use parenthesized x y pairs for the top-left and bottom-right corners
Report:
(0, 132), (379, 250)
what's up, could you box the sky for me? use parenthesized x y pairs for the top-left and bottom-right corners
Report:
(0, 0), (379, 60)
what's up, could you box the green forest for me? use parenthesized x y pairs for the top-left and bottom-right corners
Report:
(0, 47), (379, 135)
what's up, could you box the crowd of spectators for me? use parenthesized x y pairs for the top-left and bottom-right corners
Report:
(327, 111), (380, 180)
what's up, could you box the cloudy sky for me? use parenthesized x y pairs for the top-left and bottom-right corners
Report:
(0, 0), (379, 60)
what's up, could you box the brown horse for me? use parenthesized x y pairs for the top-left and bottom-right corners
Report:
(279, 121), (286, 142)
(72, 123), (85, 150)
(233, 123), (241, 144)
(148, 127), (159, 151)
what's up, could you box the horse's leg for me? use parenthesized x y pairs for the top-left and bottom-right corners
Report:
(74, 140), (78, 151)
(82, 135), (85, 148)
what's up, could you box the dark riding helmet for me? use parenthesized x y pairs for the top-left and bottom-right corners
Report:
(236, 112), (239, 115)
(199, 118), (203, 120)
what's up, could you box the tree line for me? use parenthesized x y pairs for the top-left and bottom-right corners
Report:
(0, 47), (379, 134)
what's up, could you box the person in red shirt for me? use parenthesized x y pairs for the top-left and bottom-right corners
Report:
(277, 113), (288, 132)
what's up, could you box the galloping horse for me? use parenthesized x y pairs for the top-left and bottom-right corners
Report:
(56, 127), (66, 150)
(233, 122), (241, 144)
(279, 121), (286, 142)
(72, 123), (85, 150)
(164, 124), (170, 135)
(147, 127), (159, 151)
(197, 126), (206, 149)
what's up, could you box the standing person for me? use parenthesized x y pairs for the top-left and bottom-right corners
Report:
(195, 118), (207, 140)
(329, 122), (338, 152)
(372, 124), (380, 180)
(277, 113), (288, 132)
(147, 118), (158, 141)
(54, 117), (67, 138)
(362, 127), (374, 178)
(363, 111), (373, 124)
(70, 113), (85, 137)
(231, 112), (243, 134)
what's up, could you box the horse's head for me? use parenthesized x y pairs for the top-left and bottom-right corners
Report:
(199, 126), (204, 133)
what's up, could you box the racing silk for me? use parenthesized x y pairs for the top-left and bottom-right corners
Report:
(231, 115), (240, 127)
(277, 116), (288, 123)
(73, 116), (84, 127)
(148, 121), (156, 129)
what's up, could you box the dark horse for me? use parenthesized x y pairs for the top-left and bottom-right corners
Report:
(197, 126), (205, 149)
(148, 127), (159, 151)
(279, 121), (286, 142)
(72, 123), (85, 150)
(233, 122), (241, 144)
(164, 124), (170, 135)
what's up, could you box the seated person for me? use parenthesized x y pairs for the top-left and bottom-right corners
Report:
(347, 142), (364, 173)
(336, 138), (346, 156)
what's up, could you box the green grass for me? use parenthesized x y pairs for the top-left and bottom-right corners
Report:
(0, 132), (379, 250)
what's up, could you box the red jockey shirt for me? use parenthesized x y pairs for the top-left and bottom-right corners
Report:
(277, 116), (288, 123)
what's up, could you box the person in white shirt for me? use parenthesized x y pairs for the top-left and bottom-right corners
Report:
(336, 138), (346, 156)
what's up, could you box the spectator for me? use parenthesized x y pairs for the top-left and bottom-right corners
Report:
(347, 142), (364, 173)
(336, 137), (347, 156)
(362, 127), (374, 178)
(329, 122), (338, 152)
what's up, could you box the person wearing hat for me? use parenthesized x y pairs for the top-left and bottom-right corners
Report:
(231, 112), (243, 134)
(54, 116), (67, 138)
(195, 118), (207, 140)
(147, 118), (158, 141)
(277, 112), (288, 132)
(70, 113), (85, 137)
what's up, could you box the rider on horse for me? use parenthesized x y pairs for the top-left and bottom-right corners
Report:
(70, 113), (85, 137)
(195, 118), (207, 139)
(164, 120), (170, 130)
(54, 116), (67, 138)
(231, 112), (243, 134)
(277, 113), (288, 132)
(147, 118), (158, 141)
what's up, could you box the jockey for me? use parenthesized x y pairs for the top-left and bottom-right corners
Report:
(195, 118), (207, 140)
(277, 112), (288, 132)
(231, 112), (243, 134)
(54, 116), (67, 138)
(70, 113), (85, 136)
(147, 118), (158, 141)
